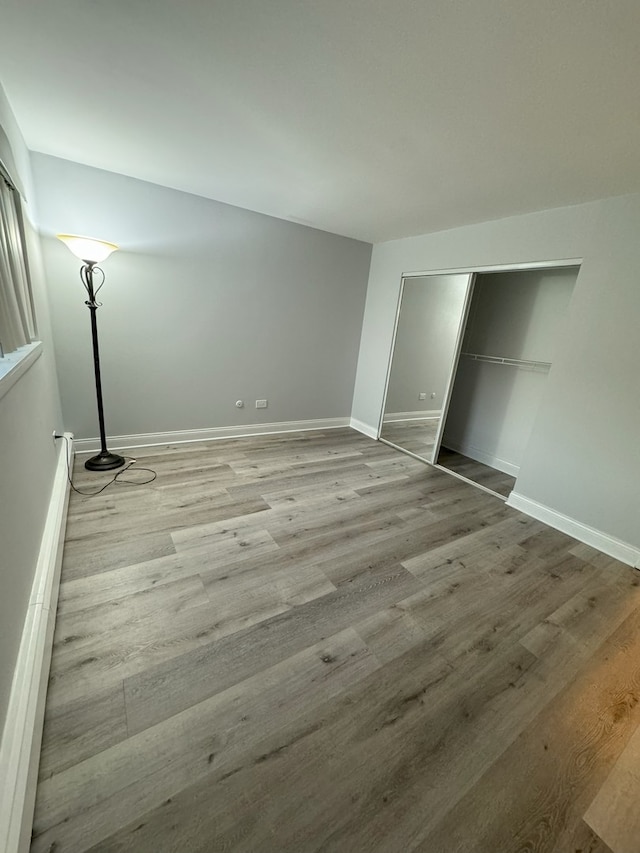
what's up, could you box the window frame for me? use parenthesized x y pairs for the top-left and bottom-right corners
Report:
(0, 160), (40, 396)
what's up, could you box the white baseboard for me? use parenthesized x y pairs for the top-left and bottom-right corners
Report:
(349, 418), (379, 440)
(442, 437), (520, 478)
(73, 418), (351, 453)
(382, 410), (441, 423)
(507, 492), (640, 569)
(0, 433), (72, 853)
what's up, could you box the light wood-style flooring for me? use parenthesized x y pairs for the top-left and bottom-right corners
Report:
(379, 418), (439, 460)
(32, 428), (640, 852)
(437, 446), (517, 498)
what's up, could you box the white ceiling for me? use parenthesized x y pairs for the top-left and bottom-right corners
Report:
(1, 0), (639, 243)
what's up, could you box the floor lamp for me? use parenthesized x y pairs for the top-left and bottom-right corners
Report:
(58, 234), (125, 472)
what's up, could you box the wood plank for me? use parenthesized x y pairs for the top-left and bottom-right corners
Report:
(60, 531), (176, 581)
(584, 710), (640, 853)
(437, 447), (516, 497)
(86, 634), (539, 852)
(561, 820), (614, 853)
(48, 559), (336, 711)
(415, 604), (640, 853)
(123, 562), (423, 733)
(31, 628), (380, 853)
(45, 576), (213, 709)
(54, 574), (209, 649)
(37, 684), (127, 781)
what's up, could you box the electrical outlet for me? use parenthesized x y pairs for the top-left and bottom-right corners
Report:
(256, 399), (268, 409)
(431, 392), (436, 399)
(52, 430), (60, 444)
(418, 392), (427, 401)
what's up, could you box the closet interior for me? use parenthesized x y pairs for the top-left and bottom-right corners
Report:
(436, 265), (579, 497)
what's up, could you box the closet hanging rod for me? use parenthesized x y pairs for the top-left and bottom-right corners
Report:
(462, 352), (552, 370)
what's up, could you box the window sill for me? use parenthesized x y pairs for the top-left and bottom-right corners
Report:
(0, 341), (43, 402)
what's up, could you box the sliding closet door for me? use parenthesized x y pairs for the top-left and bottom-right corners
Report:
(380, 272), (474, 464)
(429, 274), (475, 464)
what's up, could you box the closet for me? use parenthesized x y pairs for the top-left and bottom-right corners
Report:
(435, 265), (579, 497)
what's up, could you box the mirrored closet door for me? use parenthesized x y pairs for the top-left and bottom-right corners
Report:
(379, 273), (473, 463)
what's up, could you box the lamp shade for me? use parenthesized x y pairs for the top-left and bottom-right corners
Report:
(57, 234), (119, 263)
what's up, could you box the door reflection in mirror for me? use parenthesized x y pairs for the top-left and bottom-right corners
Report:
(380, 273), (471, 463)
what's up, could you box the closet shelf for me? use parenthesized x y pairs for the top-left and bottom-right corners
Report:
(461, 352), (552, 371)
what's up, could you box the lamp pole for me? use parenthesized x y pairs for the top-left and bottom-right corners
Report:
(80, 262), (124, 471)
(57, 234), (124, 472)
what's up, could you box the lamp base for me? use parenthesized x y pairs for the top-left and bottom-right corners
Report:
(85, 450), (125, 472)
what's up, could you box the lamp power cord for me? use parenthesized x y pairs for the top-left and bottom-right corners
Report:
(56, 434), (157, 496)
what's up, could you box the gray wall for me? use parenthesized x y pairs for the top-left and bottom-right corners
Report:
(463, 268), (577, 362)
(384, 274), (468, 415)
(442, 359), (552, 473)
(352, 197), (640, 550)
(31, 155), (372, 440)
(442, 268), (577, 472)
(0, 88), (63, 736)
